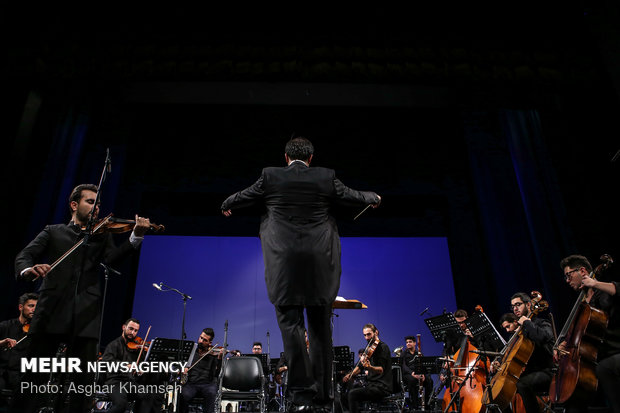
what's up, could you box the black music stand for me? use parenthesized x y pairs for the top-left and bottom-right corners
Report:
(413, 356), (443, 375)
(145, 337), (197, 363)
(333, 345), (353, 381)
(424, 313), (464, 343)
(465, 312), (506, 353)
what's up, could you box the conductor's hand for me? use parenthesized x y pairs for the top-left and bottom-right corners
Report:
(371, 195), (381, 208)
(133, 215), (151, 237)
(222, 209), (232, 217)
(25, 264), (51, 280)
(1, 338), (17, 349)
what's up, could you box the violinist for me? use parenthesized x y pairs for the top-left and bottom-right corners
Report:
(13, 184), (151, 412)
(101, 318), (159, 413)
(0, 293), (38, 391)
(507, 292), (554, 413)
(401, 335), (433, 410)
(180, 328), (223, 413)
(558, 255), (620, 413)
(343, 324), (392, 413)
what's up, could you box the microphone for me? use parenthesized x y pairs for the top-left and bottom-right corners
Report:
(470, 349), (502, 357)
(266, 331), (270, 337)
(152, 283), (163, 291)
(419, 307), (430, 316)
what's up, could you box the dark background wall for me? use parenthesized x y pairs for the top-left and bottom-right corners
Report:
(3, 7), (620, 349)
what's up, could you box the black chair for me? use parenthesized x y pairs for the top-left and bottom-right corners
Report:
(364, 365), (406, 413)
(215, 356), (266, 413)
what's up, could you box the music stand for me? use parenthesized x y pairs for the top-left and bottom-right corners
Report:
(465, 312), (506, 352)
(145, 337), (196, 363)
(424, 313), (464, 343)
(242, 353), (270, 376)
(414, 356), (443, 375)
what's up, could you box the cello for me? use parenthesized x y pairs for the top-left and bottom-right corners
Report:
(549, 254), (612, 403)
(442, 306), (489, 413)
(482, 291), (549, 410)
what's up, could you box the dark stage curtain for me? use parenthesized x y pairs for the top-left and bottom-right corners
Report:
(459, 109), (575, 322)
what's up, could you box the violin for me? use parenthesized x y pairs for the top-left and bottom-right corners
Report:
(31, 213), (164, 281)
(94, 216), (165, 234)
(127, 336), (150, 351)
(344, 337), (380, 381)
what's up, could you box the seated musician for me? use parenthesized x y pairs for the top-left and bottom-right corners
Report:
(401, 335), (433, 410)
(180, 328), (223, 413)
(499, 313), (519, 334)
(558, 255), (620, 413)
(101, 318), (160, 413)
(343, 324), (393, 413)
(507, 292), (554, 413)
(440, 309), (476, 384)
(0, 293), (38, 392)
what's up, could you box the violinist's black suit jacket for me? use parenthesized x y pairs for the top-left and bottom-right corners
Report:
(15, 223), (134, 339)
(221, 162), (379, 306)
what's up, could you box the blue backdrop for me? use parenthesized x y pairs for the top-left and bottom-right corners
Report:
(133, 236), (457, 359)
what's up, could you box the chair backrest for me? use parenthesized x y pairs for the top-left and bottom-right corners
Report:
(221, 356), (264, 391)
(390, 365), (404, 395)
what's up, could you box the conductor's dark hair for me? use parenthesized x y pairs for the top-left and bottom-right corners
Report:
(285, 137), (314, 161)
(18, 292), (39, 306)
(560, 255), (592, 273)
(203, 328), (215, 339)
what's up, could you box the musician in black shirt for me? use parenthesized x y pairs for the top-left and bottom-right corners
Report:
(180, 328), (223, 413)
(401, 335), (433, 409)
(343, 324), (393, 413)
(0, 293), (38, 391)
(559, 255), (620, 413)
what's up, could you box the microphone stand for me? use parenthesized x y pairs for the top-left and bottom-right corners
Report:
(158, 283), (192, 363)
(95, 262), (121, 382)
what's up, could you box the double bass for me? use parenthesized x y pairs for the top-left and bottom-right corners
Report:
(482, 291), (549, 410)
(442, 306), (489, 413)
(549, 254), (612, 403)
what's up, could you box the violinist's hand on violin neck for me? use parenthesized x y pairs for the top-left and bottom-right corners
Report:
(27, 264), (51, 280)
(133, 215), (151, 237)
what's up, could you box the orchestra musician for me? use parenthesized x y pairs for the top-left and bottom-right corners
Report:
(252, 341), (264, 354)
(12, 184), (151, 413)
(499, 313), (519, 334)
(557, 255), (620, 413)
(180, 328), (223, 413)
(101, 318), (160, 413)
(343, 324), (392, 413)
(0, 293), (38, 391)
(401, 335), (433, 410)
(221, 137), (381, 412)
(506, 292), (554, 413)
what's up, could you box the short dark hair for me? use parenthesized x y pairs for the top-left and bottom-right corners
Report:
(560, 255), (592, 273)
(252, 341), (262, 348)
(511, 292), (531, 303)
(69, 184), (98, 204)
(404, 335), (415, 341)
(454, 309), (468, 318)
(499, 313), (517, 324)
(124, 317), (140, 326)
(203, 328), (215, 339)
(18, 292), (39, 306)
(285, 137), (314, 161)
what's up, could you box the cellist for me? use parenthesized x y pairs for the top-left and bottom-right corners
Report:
(504, 292), (554, 413)
(557, 255), (620, 413)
